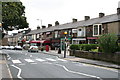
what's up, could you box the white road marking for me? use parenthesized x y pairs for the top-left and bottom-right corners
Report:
(54, 64), (103, 80)
(30, 63), (37, 64)
(57, 58), (67, 62)
(8, 57), (11, 60)
(12, 60), (22, 64)
(46, 58), (56, 61)
(24, 59), (34, 63)
(19, 64), (25, 66)
(11, 65), (22, 79)
(30, 55), (32, 57)
(36, 59), (46, 62)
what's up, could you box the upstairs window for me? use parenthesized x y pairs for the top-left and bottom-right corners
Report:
(93, 24), (102, 36)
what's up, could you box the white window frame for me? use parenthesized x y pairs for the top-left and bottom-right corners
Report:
(93, 24), (102, 36)
(77, 27), (85, 37)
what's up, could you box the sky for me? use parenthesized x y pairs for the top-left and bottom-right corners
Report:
(8, 0), (120, 34)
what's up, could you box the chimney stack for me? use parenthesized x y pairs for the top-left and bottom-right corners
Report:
(72, 18), (77, 23)
(99, 13), (105, 18)
(48, 24), (52, 27)
(37, 26), (40, 30)
(42, 26), (46, 29)
(117, 8), (120, 15)
(55, 21), (59, 26)
(84, 16), (90, 20)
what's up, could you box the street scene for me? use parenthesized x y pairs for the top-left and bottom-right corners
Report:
(0, 0), (120, 80)
(0, 49), (119, 80)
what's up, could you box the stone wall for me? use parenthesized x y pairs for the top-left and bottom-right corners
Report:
(69, 50), (120, 64)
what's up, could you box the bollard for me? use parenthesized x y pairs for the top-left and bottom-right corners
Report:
(58, 48), (61, 54)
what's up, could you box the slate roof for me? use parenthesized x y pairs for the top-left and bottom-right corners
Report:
(27, 14), (120, 35)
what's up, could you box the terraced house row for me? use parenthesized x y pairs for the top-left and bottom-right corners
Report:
(5, 8), (120, 49)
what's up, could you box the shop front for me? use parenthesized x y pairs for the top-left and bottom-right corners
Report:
(72, 38), (86, 44)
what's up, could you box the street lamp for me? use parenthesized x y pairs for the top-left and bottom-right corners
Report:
(64, 31), (67, 58)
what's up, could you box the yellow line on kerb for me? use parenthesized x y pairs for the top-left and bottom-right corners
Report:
(4, 55), (13, 80)
(84, 63), (118, 72)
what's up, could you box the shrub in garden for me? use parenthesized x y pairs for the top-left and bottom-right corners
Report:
(70, 44), (80, 50)
(70, 44), (98, 51)
(80, 44), (98, 51)
(97, 33), (118, 53)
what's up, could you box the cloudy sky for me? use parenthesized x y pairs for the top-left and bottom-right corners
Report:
(20, 0), (119, 30)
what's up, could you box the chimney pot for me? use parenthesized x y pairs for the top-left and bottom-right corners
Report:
(99, 13), (105, 18)
(55, 21), (59, 26)
(84, 16), (90, 20)
(42, 26), (46, 29)
(48, 24), (52, 27)
(37, 26), (40, 30)
(72, 18), (77, 23)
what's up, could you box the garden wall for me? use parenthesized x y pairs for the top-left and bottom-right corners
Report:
(69, 50), (120, 64)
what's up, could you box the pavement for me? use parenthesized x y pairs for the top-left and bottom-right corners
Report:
(43, 50), (120, 69)
(0, 53), (12, 80)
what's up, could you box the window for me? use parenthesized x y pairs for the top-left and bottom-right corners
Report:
(93, 24), (102, 36)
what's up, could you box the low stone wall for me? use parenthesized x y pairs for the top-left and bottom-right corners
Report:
(69, 50), (120, 64)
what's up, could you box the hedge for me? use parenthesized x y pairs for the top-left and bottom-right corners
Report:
(70, 44), (99, 51)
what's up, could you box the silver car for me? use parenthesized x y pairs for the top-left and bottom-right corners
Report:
(28, 46), (39, 52)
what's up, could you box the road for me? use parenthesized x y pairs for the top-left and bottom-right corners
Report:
(1, 50), (119, 80)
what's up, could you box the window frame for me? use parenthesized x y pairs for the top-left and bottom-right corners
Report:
(93, 24), (102, 36)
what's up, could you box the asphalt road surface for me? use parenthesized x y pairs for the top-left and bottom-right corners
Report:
(1, 50), (119, 80)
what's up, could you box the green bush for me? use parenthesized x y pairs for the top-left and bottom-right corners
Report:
(70, 44), (80, 50)
(70, 44), (98, 51)
(97, 33), (118, 53)
(117, 43), (120, 51)
(80, 44), (98, 51)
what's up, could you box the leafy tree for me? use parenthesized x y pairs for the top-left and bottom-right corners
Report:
(97, 33), (118, 53)
(2, 2), (29, 31)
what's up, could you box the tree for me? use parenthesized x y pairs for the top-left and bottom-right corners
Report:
(97, 33), (118, 53)
(2, 2), (29, 31)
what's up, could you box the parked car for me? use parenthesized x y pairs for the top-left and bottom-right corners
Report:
(0, 46), (2, 50)
(9, 46), (15, 50)
(4, 46), (9, 49)
(23, 44), (30, 50)
(14, 46), (22, 50)
(28, 46), (39, 52)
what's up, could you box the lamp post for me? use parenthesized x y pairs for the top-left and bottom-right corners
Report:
(64, 31), (67, 58)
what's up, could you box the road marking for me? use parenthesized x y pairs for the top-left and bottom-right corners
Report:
(57, 58), (67, 62)
(36, 59), (46, 62)
(19, 64), (25, 66)
(24, 59), (35, 63)
(12, 60), (22, 64)
(4, 55), (13, 79)
(30, 63), (37, 64)
(30, 55), (32, 57)
(54, 64), (103, 80)
(8, 57), (11, 60)
(11, 65), (23, 79)
(46, 58), (56, 61)
(85, 64), (119, 73)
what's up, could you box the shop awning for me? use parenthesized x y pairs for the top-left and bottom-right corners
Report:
(29, 40), (50, 43)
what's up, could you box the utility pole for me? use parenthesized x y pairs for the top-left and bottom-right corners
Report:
(64, 31), (67, 58)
